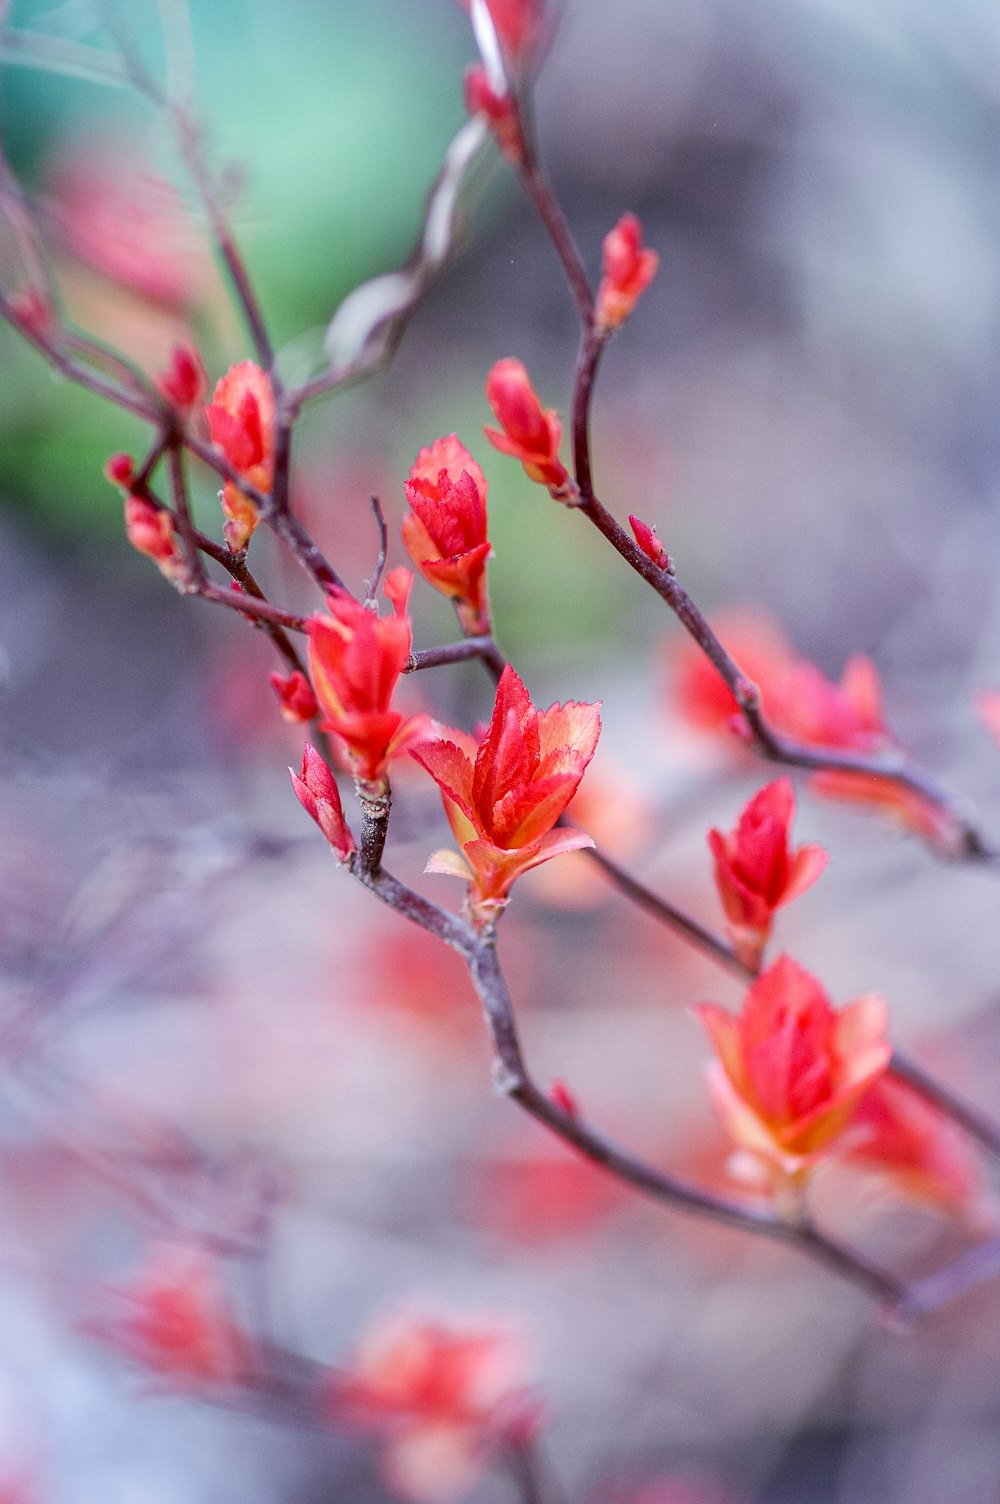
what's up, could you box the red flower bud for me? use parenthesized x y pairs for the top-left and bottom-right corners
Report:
(104, 452), (136, 488)
(270, 670), (319, 724)
(157, 342), (208, 413)
(484, 359), (572, 497)
(457, 0), (544, 64)
(403, 434), (492, 634)
(595, 213), (659, 332)
(464, 66), (524, 161)
(549, 1079), (579, 1118)
(332, 1305), (536, 1502)
(629, 514), (671, 570)
(307, 569), (429, 790)
(290, 744), (356, 861)
(91, 1246), (249, 1389)
(205, 360), (275, 551)
(8, 286), (53, 338)
(123, 494), (186, 584)
(708, 778), (827, 969)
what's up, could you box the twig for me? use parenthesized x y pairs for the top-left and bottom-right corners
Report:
(364, 496), (389, 606)
(517, 155), (594, 325)
(890, 1050), (1000, 1160)
(461, 935), (906, 1308)
(407, 635), (506, 679)
(357, 785), (391, 878)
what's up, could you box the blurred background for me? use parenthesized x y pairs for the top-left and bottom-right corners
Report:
(3, 0), (1000, 1500)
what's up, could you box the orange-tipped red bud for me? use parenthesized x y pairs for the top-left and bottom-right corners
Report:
(290, 744), (356, 861)
(104, 452), (136, 488)
(403, 434), (493, 635)
(549, 1079), (580, 1119)
(8, 285), (53, 338)
(307, 568), (429, 791)
(697, 956), (891, 1187)
(484, 359), (572, 497)
(595, 213), (659, 333)
(412, 663), (600, 923)
(205, 360), (275, 551)
(123, 493), (187, 585)
(157, 342), (208, 413)
(629, 514), (671, 571)
(270, 670), (319, 725)
(464, 66), (524, 161)
(708, 778), (827, 969)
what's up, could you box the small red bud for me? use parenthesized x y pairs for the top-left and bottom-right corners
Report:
(549, 1079), (579, 1119)
(157, 342), (207, 412)
(8, 286), (53, 338)
(270, 670), (319, 725)
(464, 66), (524, 161)
(628, 514), (671, 571)
(123, 494), (186, 584)
(290, 744), (356, 861)
(105, 452), (136, 488)
(595, 214), (659, 333)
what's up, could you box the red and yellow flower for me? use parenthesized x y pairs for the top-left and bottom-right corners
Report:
(696, 956), (891, 1185)
(412, 664), (601, 920)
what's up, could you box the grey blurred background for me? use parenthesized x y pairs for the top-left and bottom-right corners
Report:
(3, 1), (1000, 1501)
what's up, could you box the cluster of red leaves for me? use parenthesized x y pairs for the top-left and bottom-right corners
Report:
(205, 359), (276, 551)
(403, 435), (492, 635)
(708, 778), (826, 968)
(92, 1251), (535, 1503)
(413, 664), (601, 922)
(697, 781), (987, 1218)
(330, 1309), (539, 1502)
(484, 358), (571, 496)
(307, 568), (428, 791)
(698, 955), (892, 1188)
(595, 214), (659, 333)
(674, 610), (951, 842)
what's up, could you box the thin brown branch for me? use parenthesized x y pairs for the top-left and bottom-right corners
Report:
(517, 156), (594, 325)
(195, 584), (308, 633)
(166, 442), (207, 584)
(0, 295), (160, 423)
(462, 936), (906, 1308)
(268, 511), (345, 595)
(356, 785), (391, 879)
(174, 113), (277, 377)
(890, 1050), (1000, 1160)
(406, 635), (506, 680)
(579, 843), (752, 981)
(900, 1232), (1000, 1321)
